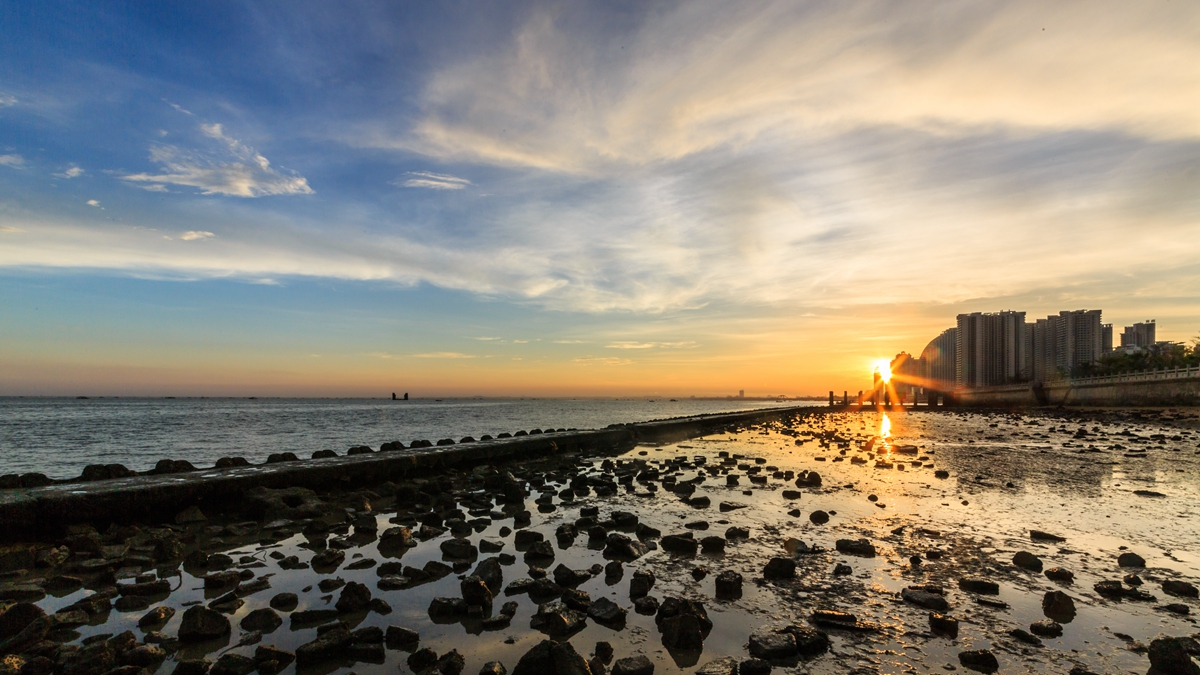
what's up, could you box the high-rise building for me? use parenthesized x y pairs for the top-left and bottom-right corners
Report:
(955, 311), (1027, 387)
(1120, 320), (1156, 349)
(1028, 309), (1105, 379)
(1102, 324), (1113, 354)
(920, 328), (957, 392)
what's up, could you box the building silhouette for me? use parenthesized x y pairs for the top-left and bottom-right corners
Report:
(955, 311), (1027, 387)
(1120, 320), (1156, 349)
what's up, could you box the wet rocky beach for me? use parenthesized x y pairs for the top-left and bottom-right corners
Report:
(2, 407), (1199, 675)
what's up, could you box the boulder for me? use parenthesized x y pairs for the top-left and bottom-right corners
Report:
(1042, 591), (1076, 623)
(295, 626), (353, 666)
(336, 582), (372, 613)
(629, 570), (655, 599)
(715, 571), (743, 599)
(178, 606), (231, 642)
(587, 598), (627, 624)
(1012, 551), (1043, 572)
(834, 539), (875, 557)
(1147, 635), (1200, 675)
(763, 558), (796, 580)
(958, 578), (999, 594)
(655, 598), (711, 651)
(1118, 552), (1146, 568)
(901, 588), (948, 612)
(748, 632), (797, 659)
(958, 649), (999, 673)
(239, 608), (282, 633)
(512, 640), (592, 675)
(611, 656), (653, 675)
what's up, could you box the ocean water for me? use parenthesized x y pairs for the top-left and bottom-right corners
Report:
(0, 397), (819, 479)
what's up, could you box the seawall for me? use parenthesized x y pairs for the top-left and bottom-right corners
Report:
(955, 370), (1200, 407)
(0, 405), (812, 538)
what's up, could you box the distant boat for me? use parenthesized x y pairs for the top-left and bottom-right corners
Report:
(76, 396), (88, 399)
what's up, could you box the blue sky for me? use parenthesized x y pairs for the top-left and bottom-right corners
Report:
(2, 0), (1198, 396)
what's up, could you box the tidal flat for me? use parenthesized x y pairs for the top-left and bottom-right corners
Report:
(2, 408), (1199, 675)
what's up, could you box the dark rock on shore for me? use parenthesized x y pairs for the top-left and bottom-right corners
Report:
(1042, 591), (1076, 623)
(512, 640), (592, 675)
(611, 655), (653, 675)
(1118, 552), (1146, 568)
(178, 606), (230, 642)
(835, 539), (875, 557)
(763, 558), (795, 580)
(958, 649), (999, 673)
(958, 578), (999, 594)
(748, 632), (797, 659)
(655, 598), (711, 651)
(1013, 551), (1043, 571)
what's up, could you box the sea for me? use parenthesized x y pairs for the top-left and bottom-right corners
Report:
(0, 397), (822, 479)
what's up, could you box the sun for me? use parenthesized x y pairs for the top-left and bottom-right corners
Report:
(873, 359), (893, 383)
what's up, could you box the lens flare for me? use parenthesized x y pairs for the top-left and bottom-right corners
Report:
(873, 359), (893, 383)
(880, 413), (892, 439)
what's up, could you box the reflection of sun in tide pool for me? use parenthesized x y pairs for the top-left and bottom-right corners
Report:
(880, 413), (892, 440)
(873, 359), (893, 383)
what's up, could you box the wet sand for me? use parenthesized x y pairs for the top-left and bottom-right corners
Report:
(3, 407), (1199, 675)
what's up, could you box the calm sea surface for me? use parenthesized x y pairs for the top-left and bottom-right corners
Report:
(0, 397), (820, 478)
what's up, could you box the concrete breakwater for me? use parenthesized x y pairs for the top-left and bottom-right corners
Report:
(0, 405), (808, 538)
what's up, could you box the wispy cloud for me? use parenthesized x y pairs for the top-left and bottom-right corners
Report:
(0, 226), (23, 234)
(606, 341), (698, 349)
(412, 352), (477, 359)
(554, 339), (586, 344)
(0, 154), (25, 169)
(180, 231), (214, 241)
(55, 166), (83, 178)
(472, 336), (503, 341)
(396, 171), (471, 190)
(121, 123), (313, 197)
(573, 356), (633, 366)
(0, 94), (16, 108)
(86, 200), (100, 207)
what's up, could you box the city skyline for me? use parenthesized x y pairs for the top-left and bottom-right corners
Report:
(3, 1), (1200, 397)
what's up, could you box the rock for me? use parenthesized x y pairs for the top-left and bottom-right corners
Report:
(386, 625), (420, 649)
(587, 598), (626, 624)
(511, 640), (592, 675)
(118, 579), (171, 596)
(1163, 580), (1199, 598)
(928, 613), (958, 637)
(603, 534), (648, 561)
(660, 534), (698, 556)
(1009, 628), (1042, 646)
(595, 642), (613, 662)
(239, 608), (282, 633)
(629, 570), (655, 598)
(531, 601), (586, 636)
(336, 582), (372, 613)
(172, 660), (211, 675)
(0, 603), (45, 640)
(441, 539), (478, 560)
(748, 632), (797, 659)
(715, 571), (743, 599)
(296, 626), (353, 666)
(780, 625), (829, 655)
(611, 656), (653, 675)
(655, 597), (711, 651)
(958, 578), (999, 594)
(210, 653), (256, 675)
(809, 510), (829, 525)
(763, 558), (796, 580)
(178, 606), (231, 642)
(695, 657), (738, 675)
(958, 649), (999, 673)
(253, 646), (294, 675)
(514, 530), (545, 547)
(269, 592), (298, 611)
(902, 588), (948, 612)
(1118, 552), (1146, 568)
(121, 645), (167, 669)
(409, 648), (439, 672)
(1029, 619), (1063, 638)
(437, 650), (466, 675)
(835, 539), (875, 557)
(1042, 591), (1076, 623)
(1030, 530), (1066, 542)
(525, 541), (556, 562)
(1012, 551), (1043, 572)
(480, 662), (507, 675)
(633, 597), (659, 614)
(137, 606), (175, 629)
(429, 597), (468, 617)
(462, 575), (494, 607)
(725, 526), (750, 539)
(468, 557), (503, 594)
(740, 659), (771, 675)
(1045, 567), (1075, 583)
(311, 549), (345, 570)
(554, 564), (592, 588)
(1147, 635), (1200, 675)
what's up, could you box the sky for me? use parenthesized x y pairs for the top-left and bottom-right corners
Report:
(1, 0), (1198, 397)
